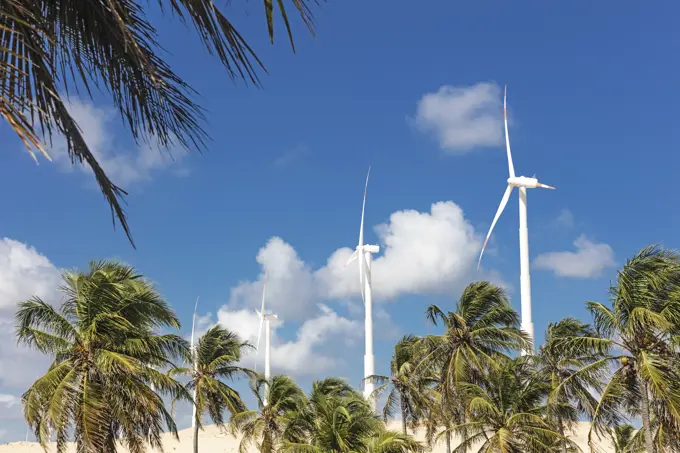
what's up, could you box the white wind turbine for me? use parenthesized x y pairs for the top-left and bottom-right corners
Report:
(345, 167), (380, 410)
(478, 86), (555, 353)
(256, 274), (277, 406)
(190, 296), (200, 429)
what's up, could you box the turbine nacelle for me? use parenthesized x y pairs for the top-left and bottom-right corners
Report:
(256, 309), (277, 321)
(507, 176), (555, 190)
(361, 244), (380, 254)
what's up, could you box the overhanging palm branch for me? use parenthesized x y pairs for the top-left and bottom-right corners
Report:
(0, 0), (319, 245)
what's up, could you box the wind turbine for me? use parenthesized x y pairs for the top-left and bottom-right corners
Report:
(190, 296), (199, 428)
(256, 274), (277, 406)
(345, 167), (380, 410)
(478, 86), (554, 353)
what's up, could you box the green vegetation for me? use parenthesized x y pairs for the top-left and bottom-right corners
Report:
(0, 0), (319, 245)
(16, 246), (680, 453)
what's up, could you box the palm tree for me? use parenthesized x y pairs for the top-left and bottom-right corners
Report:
(0, 0), (318, 245)
(422, 381), (462, 453)
(420, 281), (530, 398)
(558, 246), (680, 453)
(369, 335), (435, 435)
(16, 260), (189, 453)
(448, 358), (573, 453)
(613, 425), (634, 453)
(230, 375), (308, 453)
(537, 318), (607, 453)
(281, 389), (424, 453)
(170, 325), (253, 453)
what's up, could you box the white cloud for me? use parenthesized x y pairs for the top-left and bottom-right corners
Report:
(0, 239), (61, 389)
(554, 209), (575, 229)
(216, 305), (360, 375)
(0, 239), (61, 313)
(228, 237), (317, 321)
(0, 239), (62, 439)
(534, 235), (616, 278)
(49, 98), (187, 187)
(414, 82), (503, 153)
(228, 201), (502, 322)
(0, 394), (19, 408)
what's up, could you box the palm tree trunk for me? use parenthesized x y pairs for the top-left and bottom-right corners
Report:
(558, 421), (567, 453)
(400, 395), (408, 435)
(263, 429), (272, 453)
(444, 423), (451, 453)
(193, 410), (200, 453)
(638, 376), (655, 453)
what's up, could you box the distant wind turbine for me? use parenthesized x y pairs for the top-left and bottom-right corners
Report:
(478, 86), (554, 353)
(190, 296), (199, 428)
(255, 274), (277, 406)
(345, 167), (380, 410)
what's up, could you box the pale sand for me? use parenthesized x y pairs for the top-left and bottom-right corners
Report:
(0, 421), (613, 453)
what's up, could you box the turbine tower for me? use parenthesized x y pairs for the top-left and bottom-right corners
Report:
(256, 274), (277, 406)
(345, 167), (380, 410)
(190, 296), (199, 428)
(478, 86), (555, 353)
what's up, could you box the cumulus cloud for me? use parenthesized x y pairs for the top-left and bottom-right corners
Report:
(534, 235), (616, 278)
(0, 239), (62, 438)
(49, 98), (188, 187)
(0, 394), (19, 408)
(216, 305), (360, 375)
(414, 82), (503, 153)
(0, 239), (61, 388)
(228, 201), (501, 322)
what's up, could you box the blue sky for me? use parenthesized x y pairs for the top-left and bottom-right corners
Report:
(0, 0), (678, 441)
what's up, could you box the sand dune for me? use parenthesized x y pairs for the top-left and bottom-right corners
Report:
(0, 421), (613, 453)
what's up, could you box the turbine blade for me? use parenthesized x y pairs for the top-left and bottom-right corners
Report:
(363, 253), (372, 287)
(190, 296), (200, 349)
(256, 273), (267, 352)
(359, 166), (371, 248)
(345, 250), (358, 268)
(504, 86), (516, 178)
(256, 314), (264, 352)
(260, 273), (267, 316)
(537, 182), (555, 189)
(478, 185), (514, 269)
(359, 249), (365, 304)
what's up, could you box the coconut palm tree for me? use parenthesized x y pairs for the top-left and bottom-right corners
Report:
(448, 358), (574, 453)
(0, 0), (318, 245)
(230, 375), (308, 453)
(613, 425), (634, 453)
(420, 281), (530, 400)
(170, 325), (254, 453)
(369, 335), (435, 435)
(309, 377), (362, 403)
(626, 413), (680, 453)
(281, 390), (424, 453)
(16, 260), (189, 453)
(557, 246), (680, 453)
(422, 379), (466, 453)
(537, 318), (608, 453)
